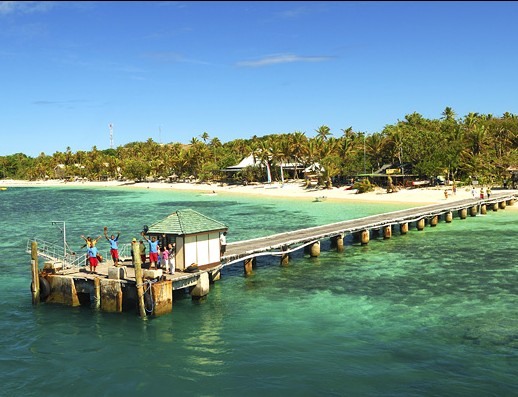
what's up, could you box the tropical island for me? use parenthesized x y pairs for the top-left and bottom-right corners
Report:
(1, 108), (517, 192)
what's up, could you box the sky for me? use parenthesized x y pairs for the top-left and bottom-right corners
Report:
(1, 1), (518, 157)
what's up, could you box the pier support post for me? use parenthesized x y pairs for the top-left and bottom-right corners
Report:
(336, 234), (344, 252)
(46, 275), (80, 307)
(361, 230), (370, 245)
(480, 204), (487, 215)
(191, 273), (210, 299)
(31, 242), (40, 305)
(383, 225), (392, 239)
(499, 201), (507, 210)
(100, 279), (123, 313)
(310, 241), (321, 257)
(445, 211), (453, 223)
(281, 245), (290, 266)
(508, 199), (515, 206)
(430, 216), (438, 227)
(470, 206), (478, 217)
(400, 223), (408, 235)
(459, 208), (467, 219)
(416, 218), (425, 231)
(209, 269), (221, 283)
(93, 277), (101, 309)
(134, 261), (146, 318)
(492, 203), (498, 212)
(151, 280), (173, 315)
(244, 258), (253, 276)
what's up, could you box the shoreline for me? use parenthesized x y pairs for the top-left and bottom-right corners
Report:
(1, 178), (508, 206)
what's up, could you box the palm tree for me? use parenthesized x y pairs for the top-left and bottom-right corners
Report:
(441, 107), (457, 122)
(200, 131), (210, 143)
(315, 125), (332, 141)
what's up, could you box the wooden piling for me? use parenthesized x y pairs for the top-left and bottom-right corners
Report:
(310, 241), (321, 257)
(430, 216), (438, 227)
(416, 218), (425, 231)
(361, 230), (370, 245)
(499, 200), (507, 209)
(31, 242), (40, 305)
(480, 204), (487, 214)
(93, 277), (101, 309)
(383, 225), (392, 239)
(336, 234), (344, 252)
(445, 211), (453, 223)
(244, 258), (253, 276)
(459, 208), (467, 219)
(134, 261), (146, 318)
(492, 203), (498, 211)
(470, 206), (478, 217)
(400, 223), (408, 235)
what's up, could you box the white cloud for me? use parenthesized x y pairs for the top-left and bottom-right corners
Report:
(237, 54), (333, 67)
(0, 1), (56, 15)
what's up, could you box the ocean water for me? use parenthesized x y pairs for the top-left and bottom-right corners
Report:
(0, 186), (516, 397)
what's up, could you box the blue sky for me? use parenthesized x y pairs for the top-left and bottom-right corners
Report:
(1, 1), (518, 157)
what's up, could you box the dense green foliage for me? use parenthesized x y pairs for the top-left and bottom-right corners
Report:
(1, 109), (517, 187)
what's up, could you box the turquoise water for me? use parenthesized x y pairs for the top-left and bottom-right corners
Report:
(0, 187), (516, 396)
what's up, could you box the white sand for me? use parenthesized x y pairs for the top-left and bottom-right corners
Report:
(0, 178), (494, 206)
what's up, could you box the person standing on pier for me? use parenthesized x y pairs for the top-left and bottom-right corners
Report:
(81, 234), (102, 267)
(86, 243), (99, 274)
(141, 233), (159, 269)
(139, 239), (147, 266)
(167, 242), (176, 274)
(104, 227), (121, 265)
(220, 231), (227, 257)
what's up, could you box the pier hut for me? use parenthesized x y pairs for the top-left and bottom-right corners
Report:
(146, 209), (228, 272)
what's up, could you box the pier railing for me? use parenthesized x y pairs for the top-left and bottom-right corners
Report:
(26, 238), (87, 273)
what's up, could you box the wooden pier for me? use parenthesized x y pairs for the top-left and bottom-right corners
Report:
(29, 191), (518, 317)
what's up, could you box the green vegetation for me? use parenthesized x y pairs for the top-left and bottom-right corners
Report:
(1, 109), (517, 187)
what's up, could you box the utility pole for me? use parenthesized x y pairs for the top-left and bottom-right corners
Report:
(109, 123), (114, 149)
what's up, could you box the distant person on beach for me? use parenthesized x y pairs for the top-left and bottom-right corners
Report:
(104, 227), (120, 265)
(141, 233), (159, 269)
(471, 186), (476, 198)
(480, 187), (485, 200)
(139, 239), (147, 266)
(452, 184), (457, 195)
(220, 231), (227, 257)
(487, 187), (491, 198)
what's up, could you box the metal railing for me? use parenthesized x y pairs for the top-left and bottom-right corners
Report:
(26, 238), (87, 271)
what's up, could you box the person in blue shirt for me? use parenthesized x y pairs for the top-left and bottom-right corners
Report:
(104, 227), (121, 265)
(141, 232), (159, 269)
(87, 244), (99, 274)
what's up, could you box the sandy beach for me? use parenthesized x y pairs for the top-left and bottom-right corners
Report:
(0, 178), (503, 206)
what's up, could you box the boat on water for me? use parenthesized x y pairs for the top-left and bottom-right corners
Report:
(0, 187), (7, 191)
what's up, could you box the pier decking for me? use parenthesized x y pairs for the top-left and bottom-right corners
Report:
(28, 190), (518, 317)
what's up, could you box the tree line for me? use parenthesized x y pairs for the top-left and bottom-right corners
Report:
(1, 108), (517, 188)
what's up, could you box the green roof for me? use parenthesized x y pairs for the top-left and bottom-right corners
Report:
(147, 209), (227, 235)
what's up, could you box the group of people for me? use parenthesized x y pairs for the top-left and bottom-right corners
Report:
(471, 186), (492, 199)
(80, 228), (176, 275)
(130, 233), (176, 274)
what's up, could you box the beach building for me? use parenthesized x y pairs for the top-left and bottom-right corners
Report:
(145, 209), (228, 271)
